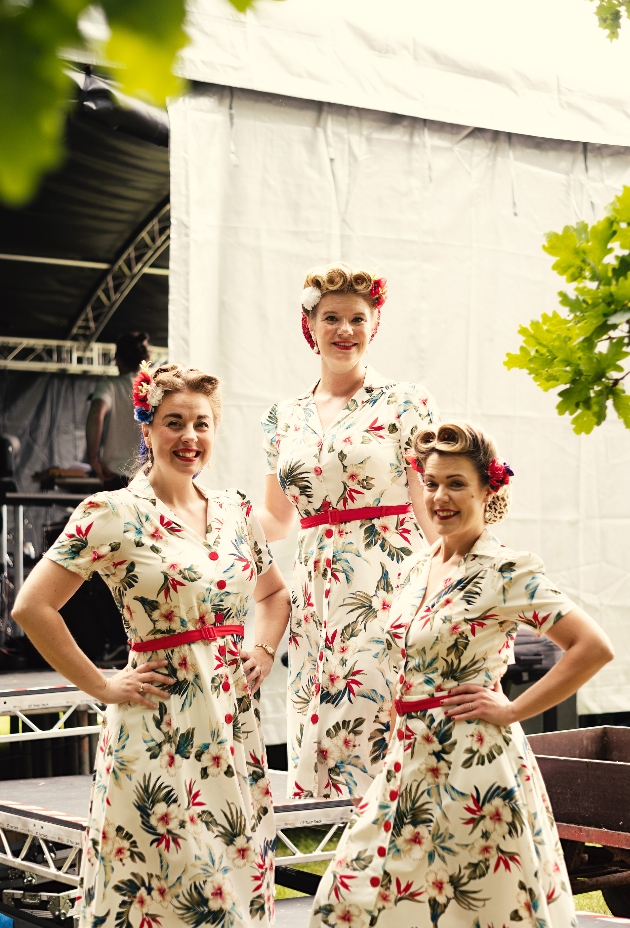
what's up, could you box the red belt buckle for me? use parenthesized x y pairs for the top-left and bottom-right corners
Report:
(200, 626), (217, 642)
(327, 509), (342, 525)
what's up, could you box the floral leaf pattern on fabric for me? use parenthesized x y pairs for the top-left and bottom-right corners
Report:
(262, 367), (438, 798)
(43, 474), (275, 928)
(308, 530), (578, 928)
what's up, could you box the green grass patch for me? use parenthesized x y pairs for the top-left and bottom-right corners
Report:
(275, 826), (340, 899)
(573, 891), (611, 915)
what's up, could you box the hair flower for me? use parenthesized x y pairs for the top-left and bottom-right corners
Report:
(405, 449), (424, 474)
(301, 286), (322, 312)
(487, 459), (514, 492)
(370, 276), (387, 310)
(132, 362), (164, 424)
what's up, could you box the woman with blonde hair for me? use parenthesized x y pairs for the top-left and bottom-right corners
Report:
(259, 263), (439, 799)
(309, 420), (613, 928)
(13, 363), (290, 928)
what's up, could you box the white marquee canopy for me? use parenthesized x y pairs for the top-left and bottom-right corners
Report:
(169, 0), (630, 729)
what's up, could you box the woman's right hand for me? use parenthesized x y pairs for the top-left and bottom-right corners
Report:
(99, 659), (174, 709)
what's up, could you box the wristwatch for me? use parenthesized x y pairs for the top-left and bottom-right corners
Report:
(254, 643), (276, 661)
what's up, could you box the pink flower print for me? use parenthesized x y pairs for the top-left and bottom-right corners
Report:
(314, 466), (323, 477)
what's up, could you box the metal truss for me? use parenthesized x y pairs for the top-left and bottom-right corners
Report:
(0, 686), (103, 744)
(68, 200), (170, 346)
(0, 811), (82, 887)
(276, 823), (345, 866)
(273, 794), (353, 867)
(0, 337), (167, 374)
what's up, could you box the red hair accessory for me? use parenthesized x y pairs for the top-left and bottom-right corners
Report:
(488, 459), (514, 492)
(405, 449), (424, 474)
(301, 313), (316, 351)
(370, 277), (387, 310)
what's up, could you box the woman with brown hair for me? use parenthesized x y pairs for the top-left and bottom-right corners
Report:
(309, 420), (613, 928)
(14, 363), (290, 928)
(259, 263), (439, 799)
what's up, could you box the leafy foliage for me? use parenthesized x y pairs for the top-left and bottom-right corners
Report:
(590, 0), (630, 39)
(505, 188), (630, 433)
(0, 0), (258, 205)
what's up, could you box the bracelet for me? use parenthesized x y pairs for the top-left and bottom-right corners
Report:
(254, 643), (276, 661)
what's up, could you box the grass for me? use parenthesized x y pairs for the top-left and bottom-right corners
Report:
(275, 826), (340, 899)
(573, 891), (612, 916)
(274, 829), (616, 913)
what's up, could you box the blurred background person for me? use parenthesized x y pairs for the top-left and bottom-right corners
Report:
(86, 331), (150, 489)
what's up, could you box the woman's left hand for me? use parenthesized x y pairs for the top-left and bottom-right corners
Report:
(241, 648), (274, 694)
(443, 681), (515, 726)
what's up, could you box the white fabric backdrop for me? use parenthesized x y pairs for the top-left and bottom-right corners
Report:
(168, 85), (630, 728)
(177, 0), (630, 147)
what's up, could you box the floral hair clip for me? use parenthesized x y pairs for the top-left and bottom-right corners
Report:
(132, 361), (164, 424)
(405, 449), (424, 474)
(370, 277), (387, 310)
(488, 459), (514, 492)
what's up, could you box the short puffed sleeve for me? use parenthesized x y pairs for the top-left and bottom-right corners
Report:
(398, 383), (440, 462)
(237, 493), (273, 576)
(490, 552), (576, 636)
(261, 403), (281, 474)
(43, 494), (124, 580)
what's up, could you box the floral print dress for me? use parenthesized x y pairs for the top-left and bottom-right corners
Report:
(309, 529), (578, 928)
(44, 473), (276, 928)
(262, 367), (438, 799)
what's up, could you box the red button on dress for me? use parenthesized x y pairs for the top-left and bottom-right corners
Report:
(325, 529), (333, 539)
(215, 613), (224, 623)
(217, 580), (226, 590)
(394, 761), (401, 773)
(311, 713), (319, 724)
(370, 877), (380, 887)
(225, 713), (233, 724)
(399, 673), (404, 684)
(397, 729), (404, 740)
(377, 846), (386, 858)
(383, 820), (392, 832)
(222, 680), (230, 692)
(389, 790), (398, 801)
(209, 551), (219, 561)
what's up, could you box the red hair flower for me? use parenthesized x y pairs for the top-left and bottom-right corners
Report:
(405, 449), (424, 474)
(370, 277), (388, 310)
(487, 459), (514, 492)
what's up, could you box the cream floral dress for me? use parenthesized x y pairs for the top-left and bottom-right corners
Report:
(309, 529), (578, 928)
(262, 367), (438, 799)
(45, 473), (276, 928)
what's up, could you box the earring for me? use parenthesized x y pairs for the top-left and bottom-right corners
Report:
(311, 333), (320, 355)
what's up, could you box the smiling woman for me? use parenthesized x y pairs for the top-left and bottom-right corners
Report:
(309, 419), (614, 928)
(11, 361), (290, 928)
(258, 263), (440, 800)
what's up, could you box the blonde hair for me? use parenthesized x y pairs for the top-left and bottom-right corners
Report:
(303, 263), (377, 314)
(411, 421), (511, 524)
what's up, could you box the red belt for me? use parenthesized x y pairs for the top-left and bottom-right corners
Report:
(130, 624), (245, 653)
(300, 504), (412, 530)
(395, 694), (450, 714)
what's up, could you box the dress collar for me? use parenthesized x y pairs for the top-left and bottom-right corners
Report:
(126, 472), (211, 503)
(466, 527), (504, 560)
(294, 365), (392, 402)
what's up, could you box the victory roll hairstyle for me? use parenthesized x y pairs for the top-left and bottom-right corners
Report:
(408, 421), (513, 524)
(300, 262), (387, 351)
(132, 363), (222, 471)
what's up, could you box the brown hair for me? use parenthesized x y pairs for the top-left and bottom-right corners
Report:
(410, 421), (511, 524)
(302, 263), (377, 314)
(150, 364), (222, 425)
(136, 364), (222, 473)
